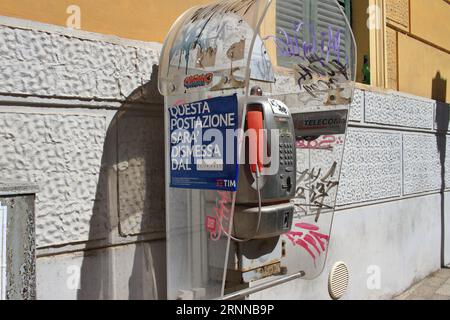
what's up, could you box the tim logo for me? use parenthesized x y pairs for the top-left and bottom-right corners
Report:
(216, 179), (236, 189)
(184, 73), (213, 89)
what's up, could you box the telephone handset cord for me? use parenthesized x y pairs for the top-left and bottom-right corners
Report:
(219, 166), (263, 243)
(254, 165), (263, 236)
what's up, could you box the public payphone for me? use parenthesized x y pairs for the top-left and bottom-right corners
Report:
(158, 0), (356, 300)
(234, 96), (297, 240)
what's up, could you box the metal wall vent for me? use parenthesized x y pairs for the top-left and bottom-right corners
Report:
(328, 262), (349, 300)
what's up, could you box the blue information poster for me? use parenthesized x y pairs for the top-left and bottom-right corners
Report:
(169, 94), (239, 191)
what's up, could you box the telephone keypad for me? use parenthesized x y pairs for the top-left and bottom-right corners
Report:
(279, 136), (297, 198)
(279, 141), (295, 171)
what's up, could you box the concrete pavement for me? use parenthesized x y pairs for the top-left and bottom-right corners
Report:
(395, 268), (450, 300)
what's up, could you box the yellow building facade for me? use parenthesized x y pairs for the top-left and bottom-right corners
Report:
(0, 0), (448, 102)
(385, 0), (449, 102)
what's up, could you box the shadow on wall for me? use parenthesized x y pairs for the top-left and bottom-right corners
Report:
(434, 71), (448, 267)
(77, 65), (167, 300)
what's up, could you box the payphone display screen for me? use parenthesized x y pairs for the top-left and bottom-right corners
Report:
(274, 117), (293, 136)
(274, 117), (289, 128)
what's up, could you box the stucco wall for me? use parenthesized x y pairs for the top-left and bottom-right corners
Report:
(0, 17), (449, 300)
(0, 16), (166, 300)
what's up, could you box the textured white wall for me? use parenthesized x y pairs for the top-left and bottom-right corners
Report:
(0, 20), (158, 100)
(0, 17), (163, 249)
(0, 111), (108, 246)
(0, 16), (449, 300)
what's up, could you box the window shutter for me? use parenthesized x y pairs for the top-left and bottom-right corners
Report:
(276, 0), (351, 68)
(276, 0), (306, 67)
(316, 0), (350, 63)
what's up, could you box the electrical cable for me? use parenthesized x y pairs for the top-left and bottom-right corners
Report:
(219, 165), (263, 243)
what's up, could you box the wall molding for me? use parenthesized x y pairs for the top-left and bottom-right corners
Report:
(0, 15), (162, 50)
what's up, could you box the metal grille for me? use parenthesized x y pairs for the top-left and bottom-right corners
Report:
(328, 262), (350, 300)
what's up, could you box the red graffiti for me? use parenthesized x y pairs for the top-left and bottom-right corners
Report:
(205, 216), (217, 234)
(296, 135), (344, 150)
(184, 73), (214, 89)
(207, 191), (233, 241)
(285, 223), (330, 266)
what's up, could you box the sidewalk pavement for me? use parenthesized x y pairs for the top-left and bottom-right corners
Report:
(395, 268), (450, 300)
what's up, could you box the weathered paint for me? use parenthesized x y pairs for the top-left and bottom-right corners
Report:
(1, 194), (36, 300)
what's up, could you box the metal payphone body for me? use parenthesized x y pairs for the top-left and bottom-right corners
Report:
(234, 96), (296, 240)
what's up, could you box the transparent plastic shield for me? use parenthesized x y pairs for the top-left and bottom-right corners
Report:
(159, 0), (356, 300)
(158, 0), (273, 300)
(261, 0), (356, 280)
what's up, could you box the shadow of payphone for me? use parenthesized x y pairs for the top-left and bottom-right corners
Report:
(158, 0), (356, 300)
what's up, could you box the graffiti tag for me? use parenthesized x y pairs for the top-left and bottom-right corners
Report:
(207, 191), (233, 241)
(295, 161), (339, 222)
(184, 73), (214, 89)
(296, 135), (344, 151)
(296, 54), (349, 98)
(265, 20), (351, 99)
(285, 223), (330, 266)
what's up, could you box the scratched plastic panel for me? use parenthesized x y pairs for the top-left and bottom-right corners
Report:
(265, 0), (356, 279)
(159, 0), (272, 300)
(159, 0), (274, 97)
(282, 119), (348, 280)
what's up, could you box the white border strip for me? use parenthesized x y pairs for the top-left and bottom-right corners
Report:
(0, 202), (7, 300)
(0, 15), (162, 51)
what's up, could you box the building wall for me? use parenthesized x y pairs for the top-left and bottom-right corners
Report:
(0, 16), (449, 300)
(0, 0), (448, 103)
(386, 0), (450, 102)
(0, 0), (211, 43)
(253, 193), (445, 300)
(0, 16), (167, 299)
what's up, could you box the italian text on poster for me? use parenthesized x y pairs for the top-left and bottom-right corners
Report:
(169, 95), (239, 191)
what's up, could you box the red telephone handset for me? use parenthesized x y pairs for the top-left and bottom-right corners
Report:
(247, 111), (264, 174)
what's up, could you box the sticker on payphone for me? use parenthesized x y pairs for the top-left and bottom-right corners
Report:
(292, 110), (348, 140)
(169, 94), (239, 191)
